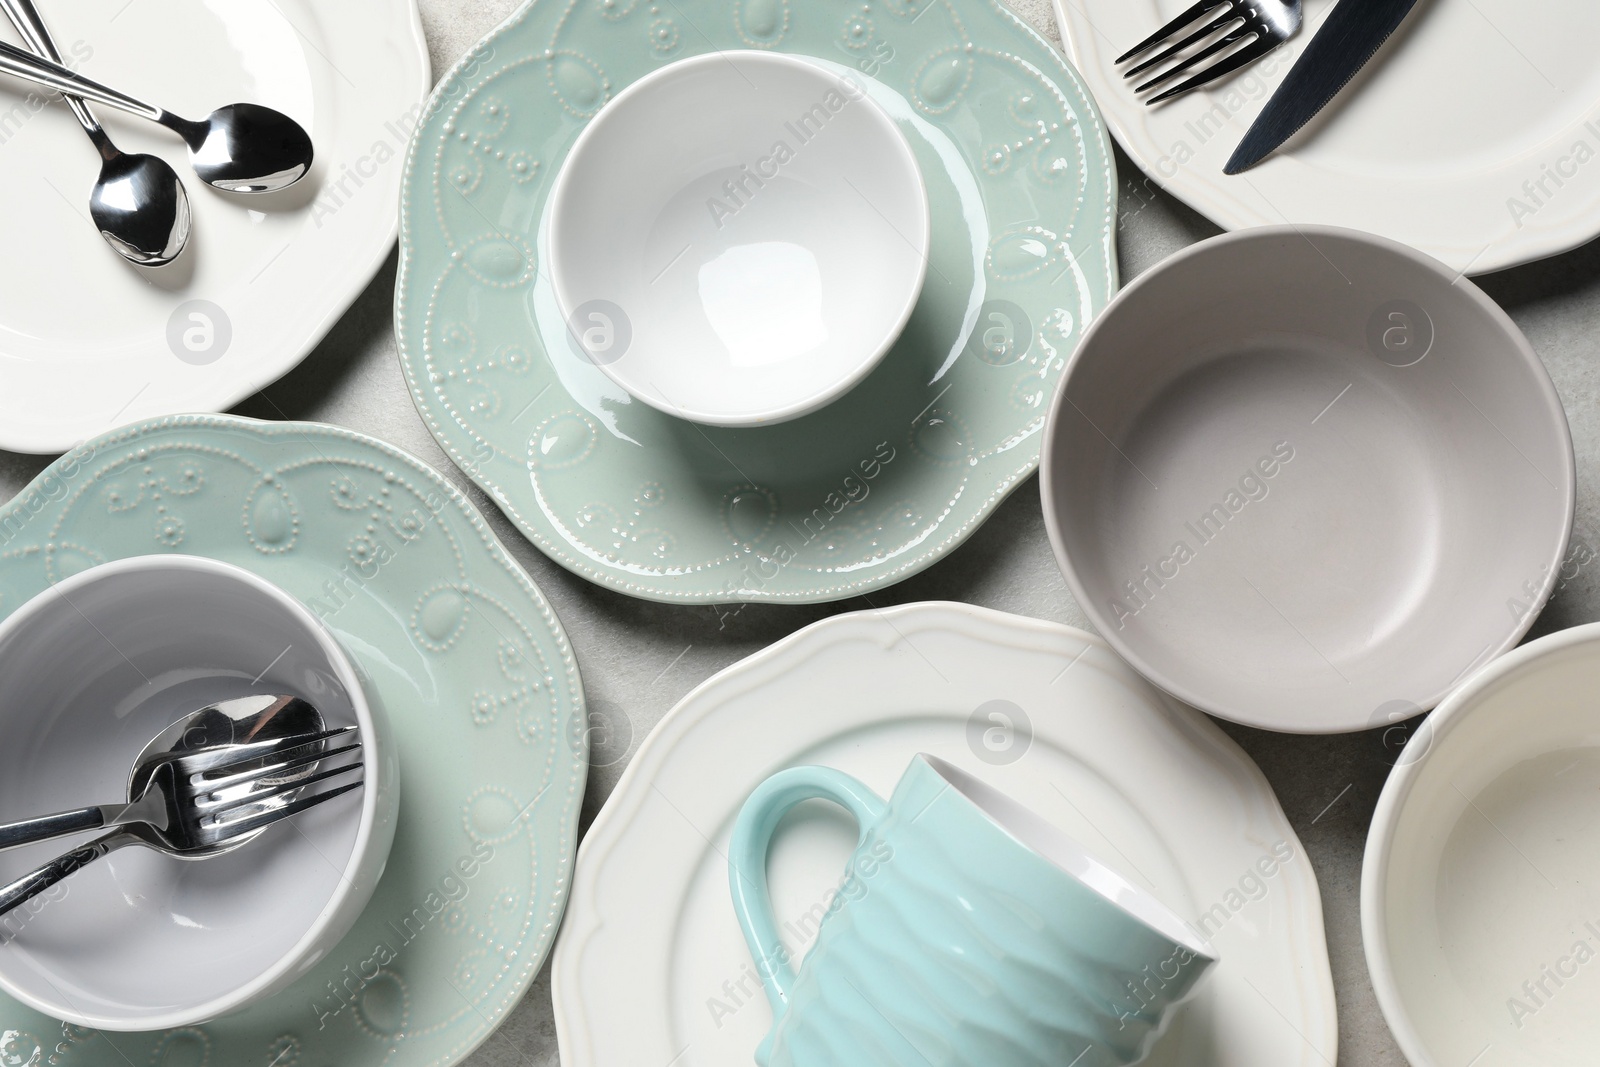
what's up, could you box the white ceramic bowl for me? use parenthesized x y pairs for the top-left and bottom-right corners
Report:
(1364, 623), (1600, 1066)
(1040, 225), (1574, 733)
(0, 556), (398, 1030)
(548, 50), (930, 426)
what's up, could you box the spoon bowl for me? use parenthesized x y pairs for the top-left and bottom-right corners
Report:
(0, 0), (192, 265)
(90, 150), (191, 266)
(182, 103), (314, 193)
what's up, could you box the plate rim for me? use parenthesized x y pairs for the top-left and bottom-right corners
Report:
(393, 0), (1121, 605)
(0, 411), (588, 1067)
(552, 599), (1339, 1066)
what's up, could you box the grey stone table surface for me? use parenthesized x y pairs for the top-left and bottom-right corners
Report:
(4, 1), (1599, 1064)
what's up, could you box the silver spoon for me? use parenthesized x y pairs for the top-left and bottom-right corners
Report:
(0, 694), (332, 854)
(0, 38), (313, 193)
(0, 0), (188, 265)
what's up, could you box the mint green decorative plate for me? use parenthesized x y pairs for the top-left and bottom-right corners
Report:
(395, 0), (1118, 603)
(0, 415), (586, 1067)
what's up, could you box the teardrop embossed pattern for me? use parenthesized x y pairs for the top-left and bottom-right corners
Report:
(396, 0), (1117, 603)
(0, 415), (586, 1067)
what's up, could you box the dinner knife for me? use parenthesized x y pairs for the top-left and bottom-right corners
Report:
(1224, 0), (1421, 174)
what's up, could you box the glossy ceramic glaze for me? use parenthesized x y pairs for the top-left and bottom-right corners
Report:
(549, 50), (929, 426)
(554, 602), (1338, 1067)
(0, 0), (430, 454)
(731, 755), (1214, 1066)
(395, 0), (1117, 602)
(1364, 622), (1600, 1066)
(0, 555), (394, 1030)
(1054, 0), (1600, 275)
(0, 415), (585, 1067)
(1042, 226), (1574, 733)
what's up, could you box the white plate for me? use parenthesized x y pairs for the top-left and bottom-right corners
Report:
(0, 0), (429, 453)
(553, 602), (1338, 1067)
(1052, 0), (1600, 275)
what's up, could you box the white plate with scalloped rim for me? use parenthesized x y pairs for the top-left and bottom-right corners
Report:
(1052, 0), (1600, 275)
(0, 0), (429, 454)
(554, 602), (1338, 1067)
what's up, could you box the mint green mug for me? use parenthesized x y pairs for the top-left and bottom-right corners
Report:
(729, 754), (1215, 1067)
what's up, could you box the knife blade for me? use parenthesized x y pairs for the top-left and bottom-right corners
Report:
(1224, 0), (1420, 174)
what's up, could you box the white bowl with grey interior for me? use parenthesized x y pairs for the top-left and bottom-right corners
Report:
(0, 555), (397, 1029)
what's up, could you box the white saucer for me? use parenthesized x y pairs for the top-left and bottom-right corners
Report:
(553, 602), (1338, 1067)
(0, 0), (429, 453)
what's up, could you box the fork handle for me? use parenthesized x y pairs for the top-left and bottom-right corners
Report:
(0, 806), (112, 852)
(0, 831), (128, 919)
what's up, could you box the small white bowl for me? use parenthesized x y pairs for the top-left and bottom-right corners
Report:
(0, 556), (398, 1030)
(549, 50), (930, 427)
(1040, 225), (1573, 733)
(1365, 622), (1600, 1065)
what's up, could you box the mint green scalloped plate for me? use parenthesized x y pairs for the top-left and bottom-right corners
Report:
(395, 0), (1118, 603)
(0, 415), (585, 1067)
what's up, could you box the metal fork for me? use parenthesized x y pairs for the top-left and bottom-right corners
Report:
(0, 731), (364, 918)
(1117, 0), (1301, 104)
(186, 728), (364, 829)
(0, 726), (359, 853)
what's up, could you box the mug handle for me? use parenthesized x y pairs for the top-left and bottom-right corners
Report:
(728, 766), (888, 1019)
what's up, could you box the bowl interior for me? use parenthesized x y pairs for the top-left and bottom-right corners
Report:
(1045, 228), (1571, 730)
(0, 557), (365, 1025)
(549, 50), (929, 426)
(1377, 633), (1600, 1064)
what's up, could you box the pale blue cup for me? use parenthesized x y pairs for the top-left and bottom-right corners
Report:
(729, 754), (1216, 1067)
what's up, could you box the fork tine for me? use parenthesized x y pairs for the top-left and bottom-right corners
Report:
(194, 740), (363, 793)
(1134, 26), (1255, 93)
(1116, 0), (1232, 63)
(199, 778), (364, 843)
(1146, 33), (1279, 103)
(174, 726), (357, 779)
(198, 760), (365, 818)
(1123, 9), (1243, 79)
